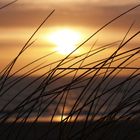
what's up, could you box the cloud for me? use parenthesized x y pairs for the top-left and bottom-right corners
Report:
(0, 2), (140, 30)
(19, 0), (139, 6)
(1, 0), (138, 11)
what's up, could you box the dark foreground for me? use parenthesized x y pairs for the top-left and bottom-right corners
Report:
(0, 120), (140, 140)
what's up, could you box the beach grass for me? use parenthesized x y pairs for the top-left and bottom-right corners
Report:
(0, 1), (140, 140)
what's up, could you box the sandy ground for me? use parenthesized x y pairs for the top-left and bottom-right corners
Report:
(0, 120), (140, 140)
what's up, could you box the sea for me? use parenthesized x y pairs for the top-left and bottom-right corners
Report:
(0, 75), (139, 123)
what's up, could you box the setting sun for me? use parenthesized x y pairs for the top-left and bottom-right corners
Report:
(47, 29), (81, 55)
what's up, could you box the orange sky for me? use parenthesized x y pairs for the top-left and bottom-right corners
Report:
(0, 0), (140, 76)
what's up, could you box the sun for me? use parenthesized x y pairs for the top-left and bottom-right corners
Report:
(47, 28), (81, 55)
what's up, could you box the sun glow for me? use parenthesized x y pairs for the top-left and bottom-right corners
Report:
(48, 29), (81, 55)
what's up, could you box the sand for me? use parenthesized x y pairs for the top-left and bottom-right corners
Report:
(0, 120), (140, 140)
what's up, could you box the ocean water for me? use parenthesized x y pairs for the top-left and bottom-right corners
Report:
(0, 75), (140, 123)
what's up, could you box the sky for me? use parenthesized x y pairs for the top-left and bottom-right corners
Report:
(0, 0), (140, 76)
